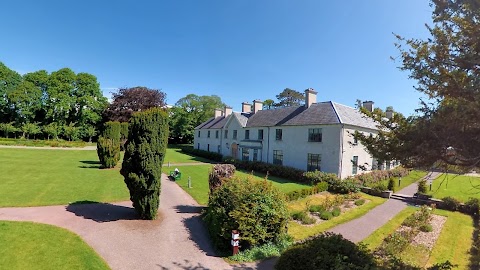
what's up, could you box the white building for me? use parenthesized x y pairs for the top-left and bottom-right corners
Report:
(194, 89), (384, 179)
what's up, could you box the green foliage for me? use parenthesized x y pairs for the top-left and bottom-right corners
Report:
(285, 181), (329, 202)
(204, 177), (289, 251)
(319, 211), (333, 220)
(228, 235), (293, 263)
(225, 158), (307, 183)
(418, 179), (428, 194)
(63, 123), (80, 141)
(419, 224), (433, 232)
(402, 205), (432, 228)
(275, 233), (376, 270)
(102, 121), (121, 142)
(352, 167), (410, 186)
(43, 122), (60, 140)
(372, 183), (387, 193)
(0, 122), (18, 138)
(355, 199), (366, 206)
(96, 138), (120, 168)
(120, 122), (128, 150)
(121, 108), (168, 220)
(388, 178), (396, 192)
(274, 88), (304, 107)
(291, 211), (316, 225)
(441, 196), (461, 211)
(21, 122), (41, 139)
(332, 206), (341, 217)
(308, 204), (325, 213)
(465, 197), (480, 216)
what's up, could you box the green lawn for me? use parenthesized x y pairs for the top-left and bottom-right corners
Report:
(0, 138), (94, 148)
(287, 194), (386, 241)
(362, 207), (474, 269)
(0, 221), (110, 270)
(164, 147), (213, 164)
(428, 174), (480, 202)
(162, 165), (310, 205)
(0, 148), (128, 207)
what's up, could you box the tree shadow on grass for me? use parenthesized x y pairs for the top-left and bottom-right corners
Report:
(78, 160), (102, 169)
(469, 215), (480, 270)
(66, 201), (137, 222)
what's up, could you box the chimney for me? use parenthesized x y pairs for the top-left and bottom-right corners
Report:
(224, 106), (232, 117)
(252, 100), (263, 113)
(386, 106), (394, 119)
(214, 108), (223, 118)
(362, 101), (374, 112)
(241, 102), (251, 113)
(305, 88), (317, 108)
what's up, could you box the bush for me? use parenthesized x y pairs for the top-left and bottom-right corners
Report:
(208, 164), (236, 194)
(224, 158), (307, 183)
(308, 205), (325, 213)
(96, 137), (120, 168)
(121, 108), (168, 220)
(275, 233), (376, 270)
(355, 199), (366, 206)
(319, 211), (333, 220)
(442, 196), (461, 211)
(204, 177), (289, 252)
(372, 183), (387, 193)
(332, 206), (341, 217)
(351, 167), (409, 186)
(96, 121), (121, 168)
(285, 181), (329, 202)
(328, 178), (360, 194)
(418, 179), (428, 194)
(229, 235), (293, 263)
(303, 170), (340, 185)
(419, 224), (433, 232)
(388, 178), (396, 192)
(465, 197), (480, 216)
(120, 122), (128, 150)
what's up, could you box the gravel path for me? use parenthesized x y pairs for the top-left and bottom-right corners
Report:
(328, 172), (441, 243)
(0, 174), (241, 270)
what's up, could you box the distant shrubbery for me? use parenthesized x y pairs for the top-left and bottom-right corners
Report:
(350, 167), (409, 186)
(96, 121), (121, 168)
(180, 146), (223, 162)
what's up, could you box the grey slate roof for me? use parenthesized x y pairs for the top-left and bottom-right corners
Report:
(196, 101), (378, 130)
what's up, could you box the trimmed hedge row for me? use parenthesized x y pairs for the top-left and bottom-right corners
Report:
(180, 147), (223, 162)
(224, 158), (308, 183)
(349, 167), (409, 186)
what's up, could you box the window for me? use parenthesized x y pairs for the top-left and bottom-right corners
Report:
(258, 129), (264, 140)
(233, 130), (237, 139)
(253, 149), (258, 161)
(198, 130), (200, 137)
(276, 129), (282, 140)
(245, 130), (250, 140)
(386, 161), (391, 170)
(308, 128), (322, 142)
(352, 156), (358, 175)
(215, 130), (219, 138)
(207, 131), (210, 138)
(307, 153), (321, 171)
(197, 143), (200, 150)
(207, 144), (210, 151)
(242, 148), (249, 161)
(224, 130), (228, 139)
(353, 136), (358, 145)
(217, 145), (221, 154)
(273, 150), (283, 165)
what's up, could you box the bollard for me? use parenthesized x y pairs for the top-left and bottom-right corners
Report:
(231, 230), (240, 255)
(398, 177), (401, 187)
(168, 162), (170, 168)
(430, 183), (432, 191)
(188, 176), (192, 188)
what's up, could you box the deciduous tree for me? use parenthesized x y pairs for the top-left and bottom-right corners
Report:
(274, 88), (304, 107)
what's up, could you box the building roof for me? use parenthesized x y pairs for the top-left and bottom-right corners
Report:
(196, 101), (378, 130)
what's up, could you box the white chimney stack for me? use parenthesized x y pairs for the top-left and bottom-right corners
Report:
(362, 101), (374, 112)
(252, 100), (263, 114)
(224, 106), (232, 117)
(305, 88), (317, 108)
(214, 109), (223, 118)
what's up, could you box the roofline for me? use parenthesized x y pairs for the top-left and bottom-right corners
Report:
(330, 101), (343, 124)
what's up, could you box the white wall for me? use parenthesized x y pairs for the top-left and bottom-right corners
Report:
(194, 128), (222, 153)
(339, 125), (377, 179)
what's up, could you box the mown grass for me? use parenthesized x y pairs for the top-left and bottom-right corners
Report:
(0, 221), (110, 270)
(161, 165), (310, 205)
(287, 193), (386, 241)
(0, 148), (128, 207)
(361, 206), (474, 269)
(428, 173), (480, 202)
(0, 137), (94, 148)
(164, 147), (213, 164)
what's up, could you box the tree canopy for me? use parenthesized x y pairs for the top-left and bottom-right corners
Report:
(169, 94), (224, 144)
(274, 88), (304, 107)
(103, 87), (166, 122)
(357, 0), (480, 172)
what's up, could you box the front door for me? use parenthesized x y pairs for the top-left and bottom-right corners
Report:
(231, 143), (238, 159)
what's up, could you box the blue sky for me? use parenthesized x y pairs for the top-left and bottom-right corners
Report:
(1, 0), (432, 115)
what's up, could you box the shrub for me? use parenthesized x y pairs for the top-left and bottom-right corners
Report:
(465, 197), (480, 216)
(291, 211), (306, 221)
(204, 177), (289, 252)
(96, 137), (120, 168)
(419, 224), (433, 232)
(96, 121), (121, 168)
(208, 164), (236, 194)
(308, 205), (325, 213)
(315, 181), (329, 192)
(120, 122), (129, 150)
(275, 233), (376, 270)
(229, 235), (293, 263)
(121, 108), (168, 220)
(418, 179), (428, 194)
(372, 183), (387, 193)
(355, 199), (366, 206)
(381, 231), (411, 255)
(442, 196), (461, 211)
(319, 211), (333, 220)
(300, 214), (316, 225)
(328, 178), (360, 194)
(303, 170), (340, 185)
(285, 182), (329, 202)
(388, 178), (396, 192)
(332, 207), (341, 217)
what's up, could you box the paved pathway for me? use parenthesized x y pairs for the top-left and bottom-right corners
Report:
(0, 174), (261, 270)
(328, 172), (441, 243)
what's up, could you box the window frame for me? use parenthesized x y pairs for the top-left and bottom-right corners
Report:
(275, 129), (282, 141)
(233, 130), (237, 140)
(352, 156), (358, 175)
(307, 153), (321, 171)
(215, 130), (219, 138)
(242, 148), (249, 161)
(258, 129), (264, 140)
(207, 130), (210, 138)
(308, 128), (322, 142)
(273, 150), (283, 165)
(245, 130), (250, 140)
(224, 130), (228, 139)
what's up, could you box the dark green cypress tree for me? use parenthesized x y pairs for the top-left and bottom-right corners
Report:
(121, 108), (168, 220)
(96, 121), (121, 168)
